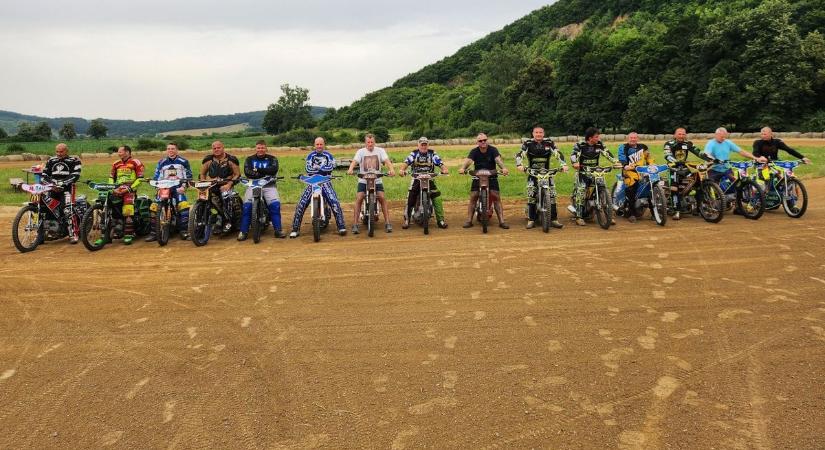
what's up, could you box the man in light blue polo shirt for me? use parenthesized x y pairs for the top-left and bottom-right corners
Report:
(704, 127), (766, 183)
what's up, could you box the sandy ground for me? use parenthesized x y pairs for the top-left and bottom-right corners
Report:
(1, 181), (824, 449)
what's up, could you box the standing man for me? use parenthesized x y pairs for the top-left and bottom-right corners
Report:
(704, 127), (766, 184)
(290, 137), (347, 238)
(145, 141), (192, 241)
(663, 127), (710, 220)
(458, 133), (510, 228)
(200, 140), (241, 234)
(107, 145), (144, 245)
(41, 143), (82, 243)
(399, 137), (450, 229)
(616, 132), (654, 223)
(347, 133), (396, 234)
(238, 140), (286, 240)
(570, 127), (616, 226)
(515, 126), (567, 229)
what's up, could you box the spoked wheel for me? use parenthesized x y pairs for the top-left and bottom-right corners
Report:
(594, 185), (613, 230)
(736, 180), (766, 220)
(422, 191), (430, 235)
(157, 201), (172, 246)
(367, 191), (376, 238)
(698, 181), (724, 223)
(479, 189), (489, 234)
(188, 201), (211, 246)
(541, 189), (552, 233)
(81, 204), (109, 252)
(781, 177), (808, 218)
(312, 196), (322, 242)
(651, 184), (668, 226)
(12, 205), (44, 253)
(251, 199), (263, 244)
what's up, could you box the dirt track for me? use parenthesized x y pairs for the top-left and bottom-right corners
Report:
(1, 181), (824, 449)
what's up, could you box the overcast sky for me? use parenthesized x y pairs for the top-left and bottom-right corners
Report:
(0, 1), (553, 120)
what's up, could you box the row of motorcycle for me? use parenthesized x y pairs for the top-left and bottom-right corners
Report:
(11, 160), (809, 253)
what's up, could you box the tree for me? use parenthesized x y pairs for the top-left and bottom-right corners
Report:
(88, 119), (108, 139)
(33, 121), (52, 140)
(59, 122), (77, 140)
(262, 84), (315, 135)
(503, 58), (557, 133)
(0, 127), (7, 139)
(476, 43), (530, 123)
(15, 122), (34, 141)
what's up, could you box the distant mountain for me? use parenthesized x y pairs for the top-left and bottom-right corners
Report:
(0, 107), (328, 137)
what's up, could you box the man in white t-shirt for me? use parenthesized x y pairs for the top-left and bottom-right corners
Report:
(347, 133), (396, 234)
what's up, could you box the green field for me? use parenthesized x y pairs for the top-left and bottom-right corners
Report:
(2, 144), (823, 206)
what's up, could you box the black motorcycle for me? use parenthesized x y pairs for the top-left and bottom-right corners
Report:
(12, 182), (88, 253)
(188, 179), (241, 246)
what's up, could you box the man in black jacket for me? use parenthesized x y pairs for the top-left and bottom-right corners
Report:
(238, 140), (286, 240)
(41, 143), (82, 243)
(752, 127), (811, 164)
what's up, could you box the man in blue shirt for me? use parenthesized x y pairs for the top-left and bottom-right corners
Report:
(289, 137), (346, 237)
(704, 127), (766, 183)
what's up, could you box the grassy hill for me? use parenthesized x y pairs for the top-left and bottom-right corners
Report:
(0, 107), (328, 137)
(321, 0), (825, 136)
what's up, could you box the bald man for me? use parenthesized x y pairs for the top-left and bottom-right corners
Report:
(752, 127), (811, 164)
(41, 143), (82, 243)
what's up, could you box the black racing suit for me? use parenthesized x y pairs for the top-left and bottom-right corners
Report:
(515, 139), (566, 221)
(570, 141), (615, 218)
(41, 155), (83, 237)
(663, 139), (711, 210)
(202, 154), (242, 228)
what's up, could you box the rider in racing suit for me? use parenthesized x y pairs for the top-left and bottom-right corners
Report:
(145, 142), (193, 241)
(237, 140), (286, 240)
(41, 143), (83, 243)
(289, 137), (346, 237)
(515, 126), (568, 229)
(107, 145), (144, 244)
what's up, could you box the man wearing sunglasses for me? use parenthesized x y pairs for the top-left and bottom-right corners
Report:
(458, 133), (510, 228)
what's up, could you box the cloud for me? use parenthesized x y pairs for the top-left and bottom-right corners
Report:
(0, 1), (553, 119)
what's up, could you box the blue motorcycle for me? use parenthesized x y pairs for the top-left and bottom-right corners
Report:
(718, 161), (765, 220)
(296, 174), (337, 242)
(239, 176), (282, 244)
(613, 164), (670, 226)
(755, 160), (808, 218)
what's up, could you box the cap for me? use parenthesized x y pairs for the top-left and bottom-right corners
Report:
(418, 137), (429, 144)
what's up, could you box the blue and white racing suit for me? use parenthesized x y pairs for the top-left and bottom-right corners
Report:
(152, 155), (193, 231)
(291, 150), (346, 232)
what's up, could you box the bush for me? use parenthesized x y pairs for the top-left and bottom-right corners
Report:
(168, 139), (190, 150)
(106, 145), (118, 154)
(801, 110), (825, 132)
(271, 128), (315, 147)
(6, 143), (25, 154)
(336, 130), (356, 144)
(371, 126), (390, 143)
(407, 126), (448, 141)
(468, 120), (500, 136)
(136, 138), (165, 151)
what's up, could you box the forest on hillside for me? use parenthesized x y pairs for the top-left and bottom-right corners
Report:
(320, 0), (825, 136)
